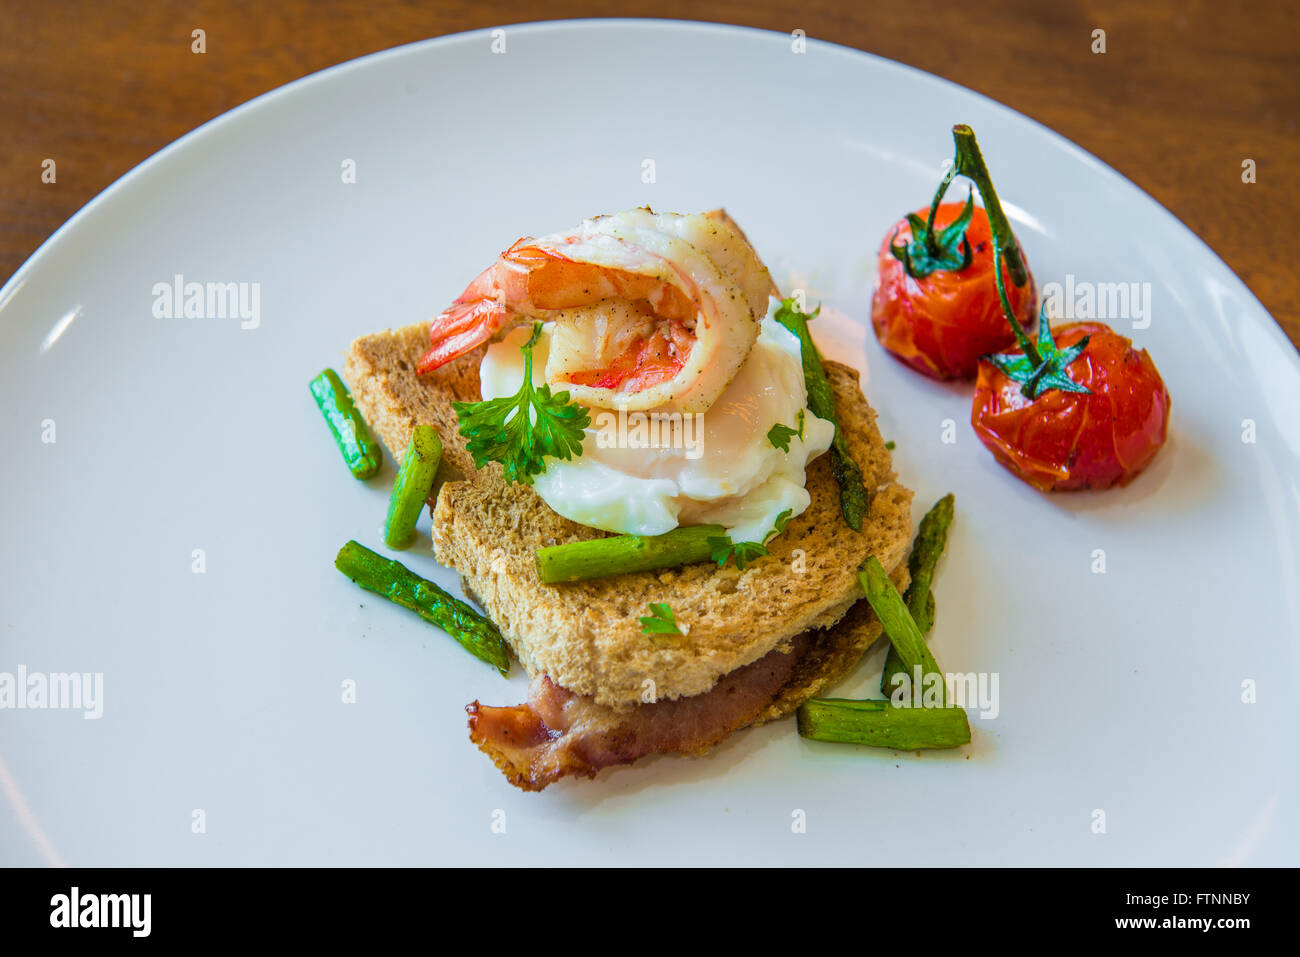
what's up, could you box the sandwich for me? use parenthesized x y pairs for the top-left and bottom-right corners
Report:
(340, 208), (914, 790)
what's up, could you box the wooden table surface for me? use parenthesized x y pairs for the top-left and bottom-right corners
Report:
(3, 1), (1297, 349)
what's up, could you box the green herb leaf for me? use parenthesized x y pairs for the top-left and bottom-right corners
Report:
(706, 509), (791, 571)
(707, 535), (734, 566)
(768, 408), (806, 452)
(707, 535), (769, 570)
(729, 541), (770, 570)
(639, 601), (682, 637)
(767, 421), (799, 452)
(452, 322), (591, 485)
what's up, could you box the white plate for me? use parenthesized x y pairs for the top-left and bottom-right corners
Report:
(2, 20), (1297, 867)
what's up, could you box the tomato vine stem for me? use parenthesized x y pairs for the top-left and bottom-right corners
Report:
(941, 124), (1040, 367)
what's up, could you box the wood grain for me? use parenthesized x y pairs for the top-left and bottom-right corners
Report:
(2, 0), (1297, 349)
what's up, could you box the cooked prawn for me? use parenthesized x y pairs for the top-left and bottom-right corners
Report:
(417, 209), (772, 412)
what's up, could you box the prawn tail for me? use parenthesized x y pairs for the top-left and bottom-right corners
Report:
(417, 296), (508, 374)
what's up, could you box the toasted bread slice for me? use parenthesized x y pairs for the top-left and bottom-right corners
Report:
(340, 210), (913, 709)
(343, 332), (912, 707)
(432, 360), (910, 707)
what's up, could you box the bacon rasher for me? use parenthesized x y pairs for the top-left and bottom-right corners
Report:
(467, 634), (812, 791)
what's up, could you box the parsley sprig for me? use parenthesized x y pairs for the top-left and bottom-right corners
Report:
(452, 322), (590, 485)
(767, 409), (806, 452)
(707, 508), (793, 571)
(639, 602), (682, 642)
(709, 538), (770, 570)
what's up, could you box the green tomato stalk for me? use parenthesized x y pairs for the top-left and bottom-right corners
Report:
(942, 125), (1090, 399)
(942, 125), (1038, 366)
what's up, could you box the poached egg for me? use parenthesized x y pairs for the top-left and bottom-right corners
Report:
(477, 297), (834, 544)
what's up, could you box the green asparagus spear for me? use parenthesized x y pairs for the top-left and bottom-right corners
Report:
(799, 554), (971, 752)
(881, 494), (955, 694)
(383, 425), (443, 549)
(535, 525), (725, 583)
(773, 298), (868, 531)
(859, 556), (947, 706)
(797, 697), (970, 749)
(310, 369), (382, 479)
(334, 540), (509, 675)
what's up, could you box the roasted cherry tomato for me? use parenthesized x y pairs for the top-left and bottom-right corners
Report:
(872, 202), (1037, 380)
(971, 321), (1171, 491)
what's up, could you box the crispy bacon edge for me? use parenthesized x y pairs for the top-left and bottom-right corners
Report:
(466, 633), (815, 791)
